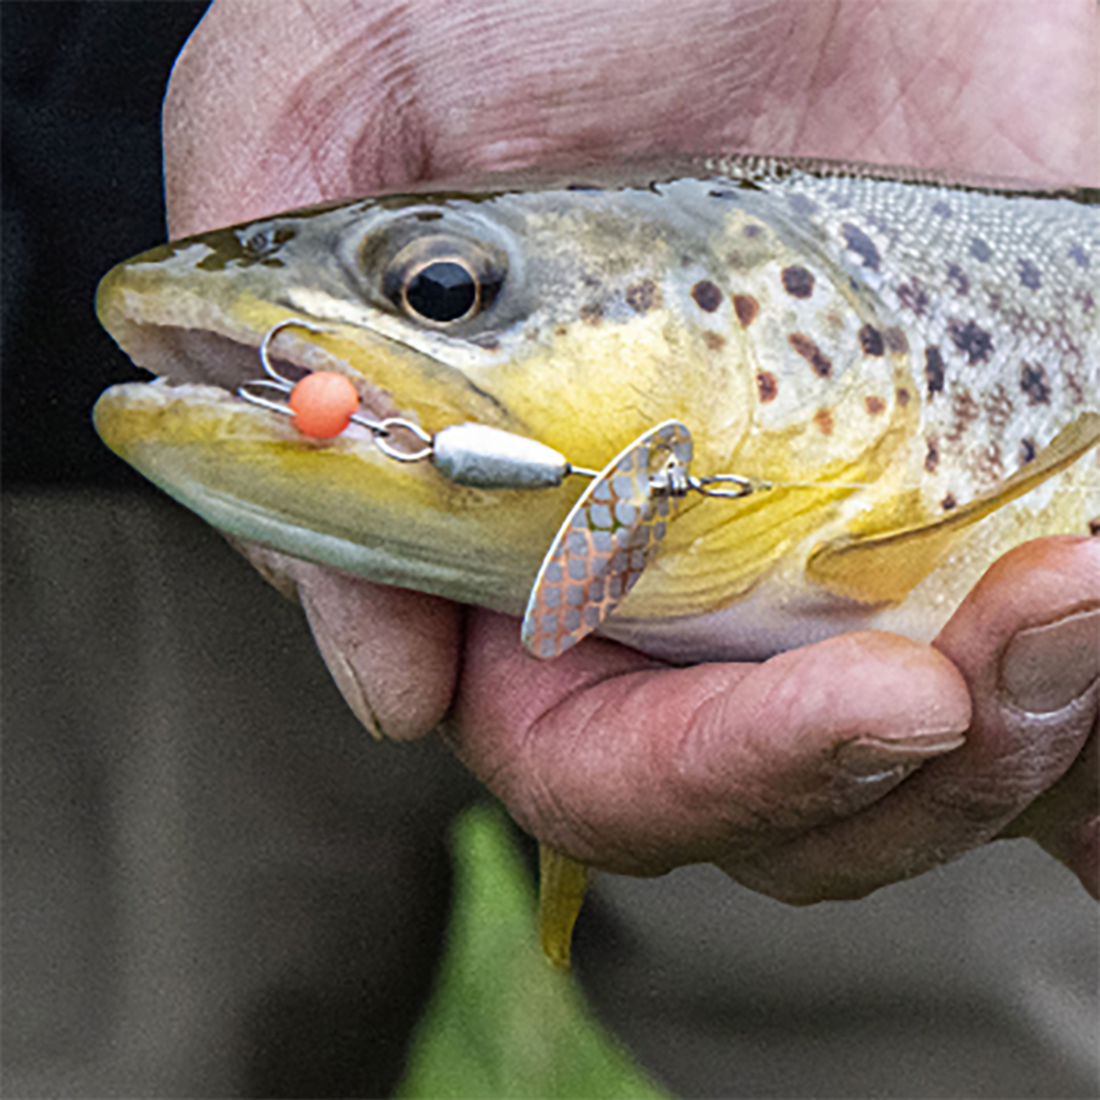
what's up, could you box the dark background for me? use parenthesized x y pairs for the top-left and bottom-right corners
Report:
(3, 1), (207, 487)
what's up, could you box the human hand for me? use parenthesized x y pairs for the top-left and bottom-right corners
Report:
(163, 0), (1099, 897)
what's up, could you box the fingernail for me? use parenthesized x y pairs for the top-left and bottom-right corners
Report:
(836, 731), (966, 780)
(300, 590), (385, 740)
(1001, 608), (1100, 714)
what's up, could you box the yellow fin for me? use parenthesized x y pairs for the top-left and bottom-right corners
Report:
(806, 412), (1100, 605)
(538, 843), (591, 971)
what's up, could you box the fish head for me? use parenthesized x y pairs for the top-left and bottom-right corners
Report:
(94, 177), (910, 620)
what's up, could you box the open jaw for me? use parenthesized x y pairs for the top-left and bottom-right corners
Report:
(92, 299), (575, 614)
(95, 319), (405, 442)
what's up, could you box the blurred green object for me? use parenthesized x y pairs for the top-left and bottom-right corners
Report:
(396, 804), (671, 1099)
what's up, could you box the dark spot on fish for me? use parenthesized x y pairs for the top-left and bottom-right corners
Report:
(1089, 518), (1100, 537)
(781, 265), (815, 299)
(1020, 361), (1051, 405)
(625, 279), (659, 313)
(691, 280), (722, 312)
(884, 327), (908, 354)
(858, 324), (884, 357)
(756, 371), (779, 403)
(946, 388), (980, 442)
(469, 333), (500, 351)
(813, 407), (834, 435)
(896, 279), (930, 316)
(1019, 438), (1037, 464)
(243, 226), (296, 262)
(730, 177), (766, 194)
(983, 383), (1014, 428)
(865, 395), (886, 416)
(789, 333), (833, 378)
(1076, 288), (1096, 313)
(924, 437), (940, 473)
(566, 182), (603, 191)
(554, 325), (568, 337)
(948, 318), (994, 365)
(896, 387), (911, 407)
(946, 263), (970, 296)
(788, 192), (818, 217)
(742, 224), (762, 238)
(703, 331), (726, 351)
(709, 188), (735, 200)
(969, 237), (992, 263)
(841, 222), (881, 271)
(925, 345), (946, 395)
(1065, 365), (1087, 405)
(1017, 258), (1042, 290)
(987, 290), (1003, 313)
(941, 493), (958, 511)
(931, 200), (953, 218)
(733, 294), (759, 328)
(195, 225), (296, 270)
(1068, 244), (1091, 269)
(579, 301), (603, 325)
(974, 442), (1004, 483)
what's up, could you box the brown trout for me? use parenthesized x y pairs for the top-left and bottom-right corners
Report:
(95, 155), (1098, 662)
(94, 155), (1098, 966)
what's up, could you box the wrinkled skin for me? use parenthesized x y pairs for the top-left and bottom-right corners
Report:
(164, 0), (1099, 901)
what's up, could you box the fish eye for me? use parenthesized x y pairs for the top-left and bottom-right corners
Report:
(376, 232), (506, 328)
(403, 258), (480, 323)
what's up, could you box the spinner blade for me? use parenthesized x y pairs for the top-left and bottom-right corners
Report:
(521, 421), (693, 659)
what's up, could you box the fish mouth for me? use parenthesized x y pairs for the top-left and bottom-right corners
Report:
(92, 251), (578, 613)
(93, 300), (406, 452)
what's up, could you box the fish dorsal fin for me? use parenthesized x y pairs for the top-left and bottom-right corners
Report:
(806, 412), (1100, 605)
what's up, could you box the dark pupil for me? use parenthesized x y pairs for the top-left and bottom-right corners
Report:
(405, 261), (477, 322)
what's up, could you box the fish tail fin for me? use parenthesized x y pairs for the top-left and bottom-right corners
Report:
(538, 843), (591, 970)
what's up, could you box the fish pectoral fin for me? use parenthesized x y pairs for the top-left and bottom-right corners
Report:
(538, 843), (591, 970)
(806, 412), (1100, 606)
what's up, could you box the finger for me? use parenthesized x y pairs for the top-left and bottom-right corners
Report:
(451, 610), (969, 876)
(728, 537), (1100, 903)
(294, 564), (461, 741)
(1002, 727), (1099, 899)
(219, 537), (461, 739)
(162, 0), (827, 232)
(797, 0), (1097, 184)
(164, 0), (1095, 241)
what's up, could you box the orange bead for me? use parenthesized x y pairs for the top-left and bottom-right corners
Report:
(287, 372), (360, 438)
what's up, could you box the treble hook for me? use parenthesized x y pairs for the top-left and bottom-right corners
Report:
(258, 318), (329, 388)
(238, 318), (434, 458)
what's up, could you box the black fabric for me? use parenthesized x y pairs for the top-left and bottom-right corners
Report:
(2, 1), (209, 487)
